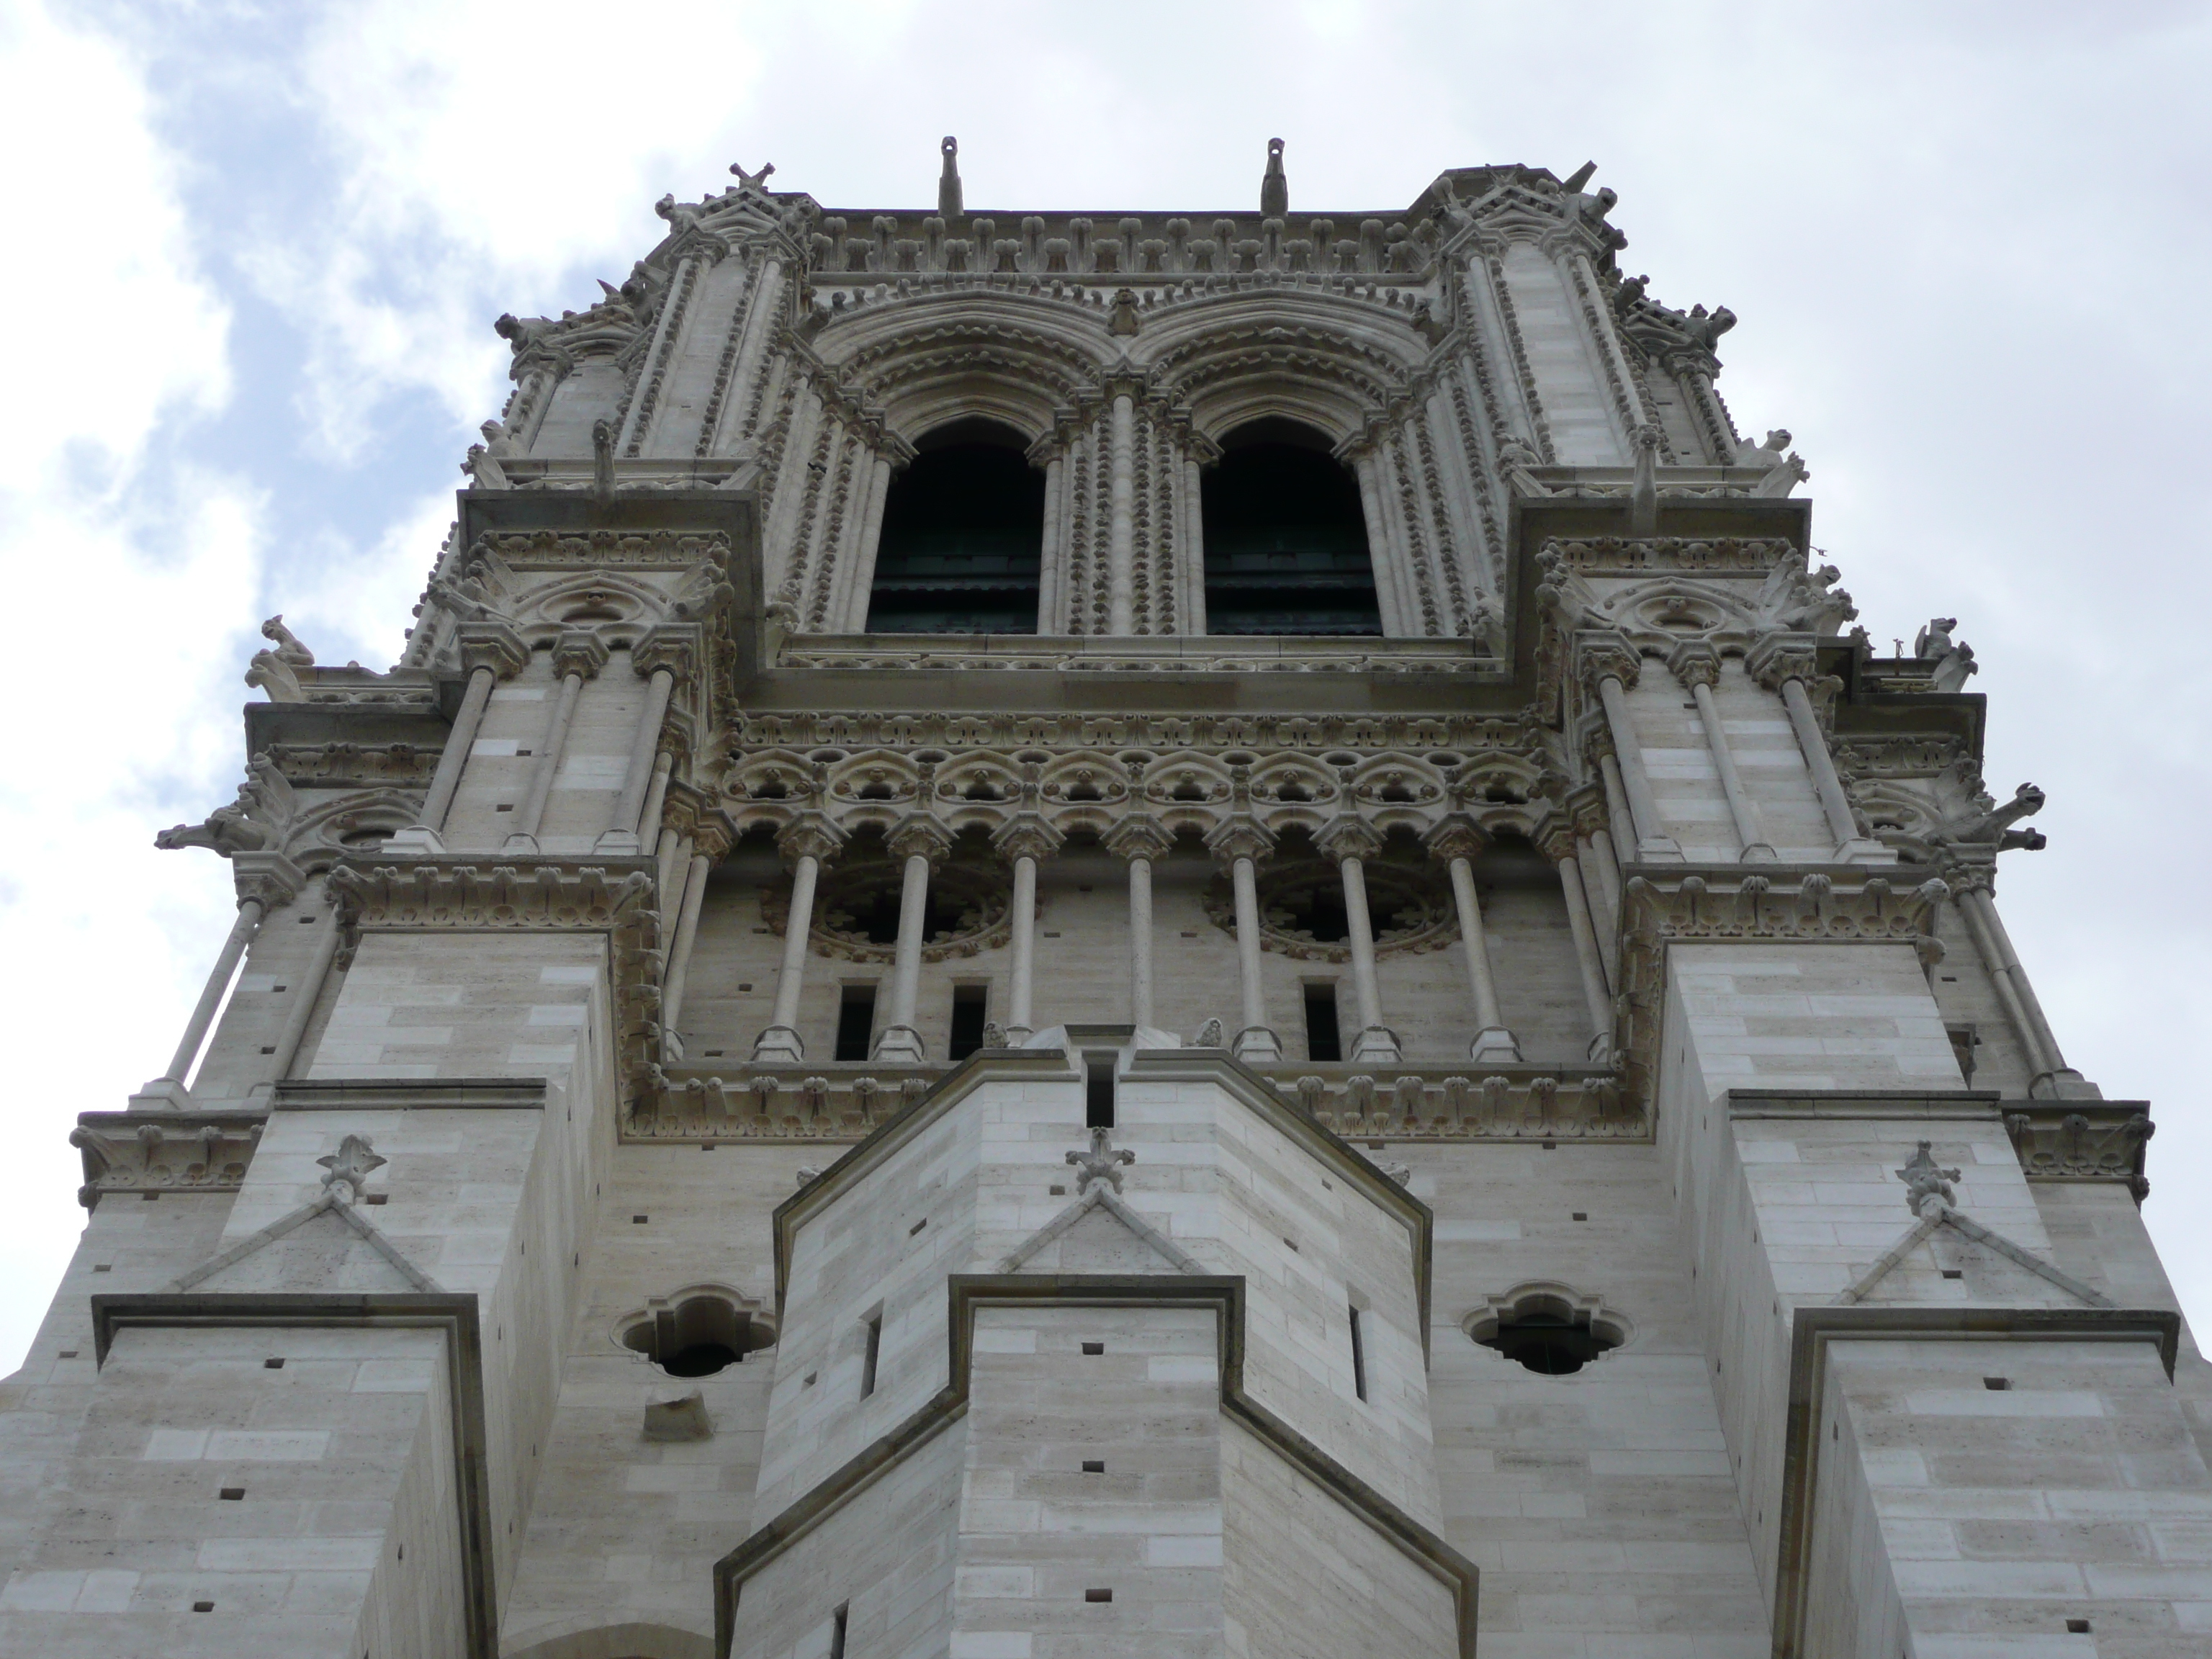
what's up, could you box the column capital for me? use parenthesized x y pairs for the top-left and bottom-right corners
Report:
(1104, 813), (1176, 863)
(633, 622), (703, 683)
(1577, 630), (1642, 692)
(1313, 814), (1384, 863)
(992, 813), (1064, 863)
(887, 814), (956, 867)
(552, 630), (612, 681)
(230, 850), (306, 910)
(1204, 817), (1275, 867)
(1423, 815), (1488, 864)
(1667, 640), (1722, 690)
(776, 814), (845, 866)
(457, 621), (530, 679)
(1745, 630), (1817, 691)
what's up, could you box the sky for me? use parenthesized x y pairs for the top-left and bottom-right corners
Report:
(0, 0), (2206, 1374)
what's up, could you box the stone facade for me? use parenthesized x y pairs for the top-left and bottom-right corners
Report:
(2, 145), (2205, 1659)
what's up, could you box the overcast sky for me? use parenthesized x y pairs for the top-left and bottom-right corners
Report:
(0, 0), (2206, 1374)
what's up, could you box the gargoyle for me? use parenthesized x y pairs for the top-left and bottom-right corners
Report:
(1496, 432), (1551, 498)
(1930, 782), (2048, 853)
(1755, 559), (1857, 637)
(156, 752), (295, 857)
(1914, 617), (1978, 692)
(1066, 1126), (1136, 1195)
(260, 615), (315, 667)
(1896, 1141), (1960, 1217)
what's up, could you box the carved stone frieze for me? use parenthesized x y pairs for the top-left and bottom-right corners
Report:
(2003, 1104), (2154, 1200)
(266, 743), (439, 786)
(1545, 536), (1800, 573)
(71, 1112), (266, 1209)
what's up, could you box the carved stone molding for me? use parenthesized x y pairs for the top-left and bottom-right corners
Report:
(2005, 1103), (2154, 1200)
(456, 621), (531, 679)
(326, 860), (665, 1112)
(267, 744), (439, 786)
(728, 710), (1546, 756)
(466, 529), (734, 572)
(1614, 869), (1950, 1107)
(551, 630), (612, 680)
(1545, 536), (1798, 573)
(71, 1112), (266, 1209)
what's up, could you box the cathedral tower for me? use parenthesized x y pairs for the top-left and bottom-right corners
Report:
(3, 145), (2206, 1659)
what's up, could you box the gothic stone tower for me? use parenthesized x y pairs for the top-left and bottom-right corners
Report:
(3, 145), (2207, 1659)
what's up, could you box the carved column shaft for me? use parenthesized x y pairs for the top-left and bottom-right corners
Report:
(603, 667), (676, 850)
(1181, 457), (1209, 637)
(639, 752), (675, 850)
(660, 851), (713, 1058)
(1122, 855), (1154, 1030)
(1556, 853), (1613, 1061)
(755, 853), (822, 1062)
(876, 852), (934, 1059)
(1229, 857), (1276, 1058)
(1338, 855), (1398, 1062)
(1956, 886), (2078, 1091)
(1779, 675), (1871, 853)
(415, 665), (496, 837)
(1683, 674), (1776, 862)
(1007, 855), (1039, 1035)
(1594, 674), (1680, 859)
(1036, 454), (1065, 634)
(509, 670), (585, 848)
(145, 896), (268, 1100)
(1595, 751), (1640, 867)
(267, 903), (343, 1085)
(1444, 855), (1519, 1062)
(1107, 392), (1137, 634)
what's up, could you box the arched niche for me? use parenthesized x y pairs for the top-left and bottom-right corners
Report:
(1200, 418), (1381, 637)
(865, 417), (1044, 635)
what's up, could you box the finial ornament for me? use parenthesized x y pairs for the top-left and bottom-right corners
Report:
(318, 1134), (387, 1205)
(1261, 138), (1287, 218)
(938, 136), (963, 217)
(1066, 1126), (1135, 1195)
(1895, 1141), (1960, 1217)
(728, 159), (776, 193)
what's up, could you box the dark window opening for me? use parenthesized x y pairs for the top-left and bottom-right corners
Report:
(860, 1312), (882, 1398)
(1476, 1309), (1622, 1376)
(1202, 420), (1380, 636)
(866, 423), (1043, 634)
(831, 1604), (850, 1659)
(1303, 986), (1343, 1063)
(948, 985), (989, 1061)
(840, 881), (963, 947)
(835, 986), (878, 1061)
(1085, 1056), (1116, 1128)
(1349, 1303), (1369, 1401)
(621, 1295), (775, 1378)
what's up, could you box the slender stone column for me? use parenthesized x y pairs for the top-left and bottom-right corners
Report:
(264, 898), (343, 1087)
(1671, 643), (1775, 863)
(1586, 827), (1624, 931)
(132, 858), (301, 1108)
(1107, 390), (1137, 635)
(639, 752), (675, 850)
(993, 814), (1062, 1041)
(1553, 842), (1615, 1063)
(1595, 750), (1640, 867)
(1951, 874), (2092, 1097)
(1587, 648), (1681, 860)
(1107, 815), (1174, 1033)
(754, 819), (842, 1064)
(873, 817), (953, 1062)
(1205, 819), (1280, 1062)
(387, 624), (527, 854)
(505, 632), (608, 854)
(1182, 456), (1210, 636)
(660, 846), (714, 1063)
(1426, 819), (1519, 1062)
(1317, 817), (1397, 1062)
(1031, 431), (1065, 635)
(597, 665), (676, 854)
(1750, 637), (1890, 862)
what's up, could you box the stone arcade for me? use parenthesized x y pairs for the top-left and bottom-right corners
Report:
(1, 144), (2205, 1659)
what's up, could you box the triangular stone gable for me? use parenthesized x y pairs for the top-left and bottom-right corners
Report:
(994, 1184), (1205, 1277)
(1835, 1206), (2111, 1310)
(166, 1195), (442, 1296)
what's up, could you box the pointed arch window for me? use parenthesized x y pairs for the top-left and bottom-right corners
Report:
(1202, 419), (1380, 637)
(866, 419), (1043, 634)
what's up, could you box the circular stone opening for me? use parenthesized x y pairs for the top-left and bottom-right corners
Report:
(621, 1296), (777, 1379)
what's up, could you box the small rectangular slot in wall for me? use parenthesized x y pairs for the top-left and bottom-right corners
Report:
(1082, 1341), (1105, 1355)
(1303, 984), (1342, 1063)
(830, 1603), (850, 1659)
(1084, 1056), (1115, 1129)
(1348, 1303), (1368, 1402)
(218, 1487), (244, 1501)
(860, 1312), (882, 1398)
(835, 985), (878, 1063)
(1984, 1376), (2011, 1390)
(1084, 1588), (1112, 1603)
(1082, 1459), (1105, 1473)
(948, 984), (989, 1061)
